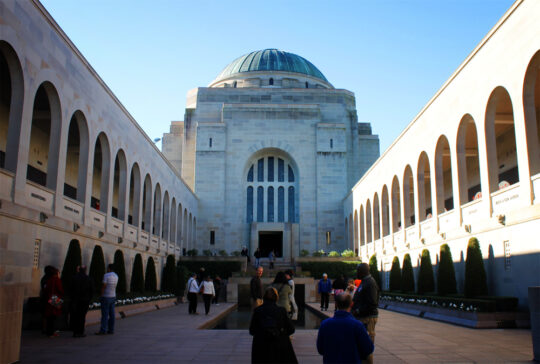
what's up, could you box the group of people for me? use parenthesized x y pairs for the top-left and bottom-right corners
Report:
(253, 248), (276, 269)
(248, 262), (379, 364)
(39, 263), (118, 338)
(186, 268), (223, 315)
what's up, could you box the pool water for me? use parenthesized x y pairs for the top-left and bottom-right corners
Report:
(212, 305), (324, 330)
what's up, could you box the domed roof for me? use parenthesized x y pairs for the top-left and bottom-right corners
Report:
(214, 49), (328, 83)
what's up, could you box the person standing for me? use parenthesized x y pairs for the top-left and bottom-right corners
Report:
(254, 248), (261, 267)
(249, 287), (298, 364)
(96, 264), (118, 335)
(212, 275), (222, 305)
(201, 276), (215, 315)
(352, 263), (380, 364)
(187, 273), (200, 314)
(43, 267), (64, 337)
(270, 272), (293, 316)
(285, 270), (298, 320)
(70, 265), (93, 337)
(268, 250), (275, 270)
(318, 273), (332, 311)
(40, 265), (55, 334)
(317, 293), (374, 364)
(250, 266), (264, 309)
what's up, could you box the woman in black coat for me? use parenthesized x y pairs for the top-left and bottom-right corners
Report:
(249, 287), (298, 364)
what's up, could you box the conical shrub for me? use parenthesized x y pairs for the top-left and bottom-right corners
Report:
(61, 239), (82, 290)
(89, 245), (105, 294)
(389, 256), (401, 291)
(130, 254), (144, 293)
(464, 237), (488, 297)
(401, 253), (415, 293)
(417, 249), (434, 294)
(113, 250), (127, 294)
(145, 257), (157, 292)
(161, 255), (177, 294)
(368, 254), (381, 289)
(175, 264), (188, 296)
(437, 244), (457, 296)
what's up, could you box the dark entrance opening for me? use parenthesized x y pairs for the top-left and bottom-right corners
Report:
(258, 231), (283, 258)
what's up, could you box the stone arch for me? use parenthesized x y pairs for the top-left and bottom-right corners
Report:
(456, 114), (482, 204)
(522, 50), (540, 177)
(485, 86), (519, 192)
(162, 191), (170, 241)
(188, 213), (193, 249)
(170, 197), (176, 244)
(128, 163), (141, 226)
(142, 174), (152, 232)
(153, 183), (162, 236)
(434, 135), (454, 213)
(176, 203), (183, 247)
(373, 192), (381, 240)
(366, 199), (372, 243)
(90, 132), (111, 212)
(359, 205), (365, 246)
(381, 186), (390, 236)
(63, 110), (89, 202)
(27, 82), (62, 190)
(353, 209), (359, 249)
(348, 212), (354, 250)
(403, 165), (415, 227)
(183, 208), (188, 249)
(417, 151), (433, 220)
(391, 175), (401, 231)
(112, 149), (127, 220)
(0, 40), (24, 173)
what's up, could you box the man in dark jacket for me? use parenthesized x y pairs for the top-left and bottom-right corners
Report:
(250, 266), (264, 309)
(352, 263), (379, 364)
(317, 293), (373, 363)
(70, 265), (94, 337)
(317, 273), (332, 311)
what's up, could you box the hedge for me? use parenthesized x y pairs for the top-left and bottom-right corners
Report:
(417, 249), (434, 294)
(178, 261), (242, 279)
(130, 254), (145, 293)
(298, 261), (358, 280)
(113, 250), (127, 294)
(465, 237), (488, 297)
(61, 240), (82, 291)
(369, 254), (382, 288)
(145, 257), (157, 292)
(161, 255), (177, 294)
(437, 244), (457, 296)
(89, 245), (105, 294)
(380, 291), (518, 313)
(401, 253), (415, 293)
(389, 256), (401, 291)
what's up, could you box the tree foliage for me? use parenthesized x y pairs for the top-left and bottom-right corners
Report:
(369, 254), (381, 289)
(61, 240), (82, 290)
(401, 254), (415, 293)
(437, 244), (457, 296)
(89, 245), (105, 294)
(161, 255), (177, 294)
(145, 257), (157, 292)
(464, 238), (488, 297)
(389, 256), (402, 291)
(417, 249), (435, 294)
(113, 250), (127, 294)
(130, 254), (144, 293)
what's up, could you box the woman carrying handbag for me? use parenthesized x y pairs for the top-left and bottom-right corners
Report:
(44, 267), (64, 337)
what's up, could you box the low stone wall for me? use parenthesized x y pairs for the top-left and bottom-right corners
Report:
(86, 297), (178, 326)
(294, 257), (361, 264)
(227, 277), (318, 304)
(178, 256), (248, 272)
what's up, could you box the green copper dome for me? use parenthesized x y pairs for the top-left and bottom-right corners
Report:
(215, 49), (328, 83)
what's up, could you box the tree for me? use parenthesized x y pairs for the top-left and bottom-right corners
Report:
(368, 254), (381, 289)
(464, 237), (488, 297)
(130, 254), (144, 293)
(89, 245), (105, 295)
(175, 264), (189, 296)
(437, 244), (457, 296)
(113, 250), (127, 294)
(161, 255), (177, 294)
(417, 249), (435, 294)
(145, 257), (157, 292)
(61, 239), (82, 290)
(389, 256), (401, 291)
(401, 253), (415, 293)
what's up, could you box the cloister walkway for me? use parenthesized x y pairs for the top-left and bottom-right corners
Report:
(20, 302), (533, 363)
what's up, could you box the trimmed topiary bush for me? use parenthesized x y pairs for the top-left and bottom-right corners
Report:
(145, 257), (157, 292)
(175, 264), (189, 296)
(187, 249), (198, 256)
(437, 244), (457, 296)
(218, 250), (228, 257)
(369, 254), (382, 289)
(130, 254), (144, 293)
(328, 251), (340, 257)
(202, 249), (212, 256)
(300, 249), (309, 257)
(161, 255), (177, 294)
(61, 239), (82, 290)
(299, 261), (358, 280)
(113, 250), (127, 294)
(89, 245), (105, 295)
(389, 256), (402, 292)
(312, 249), (325, 257)
(401, 253), (415, 293)
(341, 249), (355, 258)
(464, 237), (488, 297)
(417, 249), (435, 294)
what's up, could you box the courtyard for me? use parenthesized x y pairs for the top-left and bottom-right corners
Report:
(20, 303), (533, 363)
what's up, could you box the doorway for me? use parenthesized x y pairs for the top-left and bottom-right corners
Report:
(259, 231), (283, 258)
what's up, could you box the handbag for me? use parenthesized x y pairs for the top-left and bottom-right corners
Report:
(48, 294), (63, 309)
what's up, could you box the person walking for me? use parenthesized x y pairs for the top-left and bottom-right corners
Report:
(268, 250), (275, 270)
(254, 248), (261, 267)
(249, 287), (298, 364)
(201, 276), (215, 315)
(352, 263), (380, 364)
(40, 265), (55, 335)
(70, 265), (93, 337)
(187, 273), (200, 314)
(96, 264), (118, 335)
(43, 267), (64, 337)
(318, 273), (332, 311)
(285, 270), (298, 320)
(212, 275), (222, 305)
(317, 293), (374, 364)
(250, 266), (264, 309)
(270, 272), (293, 316)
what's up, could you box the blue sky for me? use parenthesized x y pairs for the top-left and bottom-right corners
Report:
(41, 0), (514, 152)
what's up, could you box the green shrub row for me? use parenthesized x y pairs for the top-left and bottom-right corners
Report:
(178, 260), (242, 280)
(299, 261), (359, 279)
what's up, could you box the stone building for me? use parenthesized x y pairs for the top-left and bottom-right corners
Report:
(344, 0), (540, 308)
(162, 49), (380, 261)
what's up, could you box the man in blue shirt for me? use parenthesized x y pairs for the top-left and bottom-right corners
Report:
(317, 293), (374, 364)
(318, 273), (332, 311)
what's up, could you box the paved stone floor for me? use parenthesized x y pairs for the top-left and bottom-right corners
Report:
(20, 301), (534, 363)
